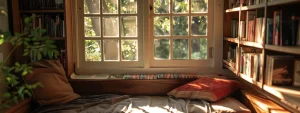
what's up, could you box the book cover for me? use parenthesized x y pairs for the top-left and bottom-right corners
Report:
(266, 18), (274, 45)
(270, 56), (294, 86)
(294, 60), (300, 87)
(273, 10), (280, 45)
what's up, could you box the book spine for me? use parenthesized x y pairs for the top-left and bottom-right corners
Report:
(266, 18), (274, 45)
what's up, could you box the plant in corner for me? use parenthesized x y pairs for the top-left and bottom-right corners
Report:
(0, 15), (59, 111)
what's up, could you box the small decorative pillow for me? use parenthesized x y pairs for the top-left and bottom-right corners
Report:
(167, 77), (242, 102)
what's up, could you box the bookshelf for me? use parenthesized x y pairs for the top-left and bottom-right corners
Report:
(11, 0), (74, 76)
(223, 0), (300, 112)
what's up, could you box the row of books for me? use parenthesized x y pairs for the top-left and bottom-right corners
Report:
(247, 0), (266, 6)
(19, 0), (64, 10)
(227, 45), (238, 68)
(240, 11), (264, 43)
(231, 20), (239, 38)
(29, 48), (66, 69)
(109, 74), (200, 80)
(266, 10), (300, 46)
(240, 47), (262, 81)
(21, 14), (65, 38)
(228, 0), (240, 9)
(265, 55), (300, 86)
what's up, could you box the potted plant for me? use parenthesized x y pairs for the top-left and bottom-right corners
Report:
(0, 15), (59, 112)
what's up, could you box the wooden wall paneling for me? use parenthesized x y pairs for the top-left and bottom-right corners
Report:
(65, 0), (74, 76)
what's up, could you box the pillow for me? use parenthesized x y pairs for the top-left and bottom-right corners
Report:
(25, 60), (80, 106)
(167, 77), (242, 102)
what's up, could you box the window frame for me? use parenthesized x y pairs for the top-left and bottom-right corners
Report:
(73, 0), (224, 75)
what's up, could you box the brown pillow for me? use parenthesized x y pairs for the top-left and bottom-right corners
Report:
(25, 60), (80, 106)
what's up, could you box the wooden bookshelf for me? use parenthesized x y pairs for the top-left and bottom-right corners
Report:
(265, 45), (300, 55)
(224, 38), (238, 43)
(223, 0), (300, 112)
(267, 0), (300, 6)
(240, 41), (264, 48)
(12, 0), (74, 76)
(20, 10), (65, 13)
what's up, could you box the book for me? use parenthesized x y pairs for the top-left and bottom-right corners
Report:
(266, 18), (274, 45)
(246, 11), (256, 41)
(240, 21), (246, 38)
(294, 60), (300, 87)
(267, 56), (294, 86)
(273, 10), (280, 45)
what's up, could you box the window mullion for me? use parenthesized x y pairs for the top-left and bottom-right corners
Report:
(100, 0), (104, 62)
(170, 0), (173, 61)
(118, 0), (122, 62)
(188, 0), (192, 60)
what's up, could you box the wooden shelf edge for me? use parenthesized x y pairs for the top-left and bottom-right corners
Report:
(226, 7), (240, 13)
(223, 60), (237, 74)
(265, 45), (300, 55)
(263, 85), (300, 97)
(224, 37), (239, 43)
(240, 41), (264, 48)
(241, 3), (265, 11)
(239, 73), (263, 88)
(268, 0), (300, 6)
(20, 10), (65, 13)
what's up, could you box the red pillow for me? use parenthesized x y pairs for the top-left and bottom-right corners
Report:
(167, 77), (242, 102)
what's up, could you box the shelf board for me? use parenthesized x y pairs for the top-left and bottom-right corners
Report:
(265, 45), (300, 55)
(20, 10), (65, 13)
(49, 37), (65, 40)
(240, 73), (263, 88)
(223, 60), (237, 74)
(241, 3), (265, 11)
(268, 0), (300, 6)
(263, 85), (300, 110)
(240, 41), (264, 48)
(225, 7), (240, 13)
(263, 85), (300, 96)
(224, 38), (238, 43)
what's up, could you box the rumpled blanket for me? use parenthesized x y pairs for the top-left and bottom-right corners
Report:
(32, 94), (215, 113)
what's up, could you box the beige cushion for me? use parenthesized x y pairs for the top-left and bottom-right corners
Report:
(25, 60), (80, 106)
(211, 97), (251, 113)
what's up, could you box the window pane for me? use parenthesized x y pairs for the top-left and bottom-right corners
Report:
(121, 16), (137, 37)
(103, 16), (119, 37)
(154, 39), (170, 60)
(191, 16), (207, 36)
(103, 40), (119, 61)
(121, 40), (138, 61)
(103, 0), (118, 14)
(85, 40), (101, 61)
(154, 0), (170, 14)
(154, 16), (170, 36)
(84, 17), (101, 37)
(191, 0), (208, 13)
(173, 0), (189, 14)
(191, 38), (207, 59)
(84, 0), (100, 14)
(173, 39), (188, 59)
(173, 16), (188, 36)
(121, 0), (137, 14)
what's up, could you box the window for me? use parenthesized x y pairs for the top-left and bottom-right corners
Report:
(150, 0), (213, 67)
(74, 0), (223, 74)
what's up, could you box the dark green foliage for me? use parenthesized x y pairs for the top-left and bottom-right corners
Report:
(0, 15), (58, 110)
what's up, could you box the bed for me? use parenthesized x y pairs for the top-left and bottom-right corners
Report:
(30, 94), (251, 113)
(9, 60), (289, 113)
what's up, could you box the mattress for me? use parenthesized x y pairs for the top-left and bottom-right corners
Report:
(32, 94), (251, 113)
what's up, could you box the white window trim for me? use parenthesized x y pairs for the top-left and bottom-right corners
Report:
(72, 0), (224, 75)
